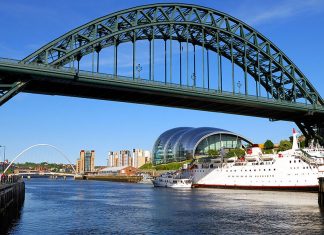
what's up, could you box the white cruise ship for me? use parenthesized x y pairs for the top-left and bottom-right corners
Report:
(187, 130), (324, 191)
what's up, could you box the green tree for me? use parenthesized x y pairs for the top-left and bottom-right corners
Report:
(226, 148), (245, 158)
(264, 140), (274, 149)
(278, 140), (292, 151)
(207, 149), (219, 157)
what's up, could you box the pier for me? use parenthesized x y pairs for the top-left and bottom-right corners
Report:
(0, 175), (25, 231)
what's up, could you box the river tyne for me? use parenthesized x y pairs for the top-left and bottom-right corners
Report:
(2, 178), (324, 234)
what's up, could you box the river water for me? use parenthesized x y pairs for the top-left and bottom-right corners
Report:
(3, 178), (324, 234)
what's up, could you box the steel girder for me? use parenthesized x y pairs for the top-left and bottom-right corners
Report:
(21, 3), (323, 108)
(0, 80), (26, 106)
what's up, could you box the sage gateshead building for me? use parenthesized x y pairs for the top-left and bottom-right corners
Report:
(152, 127), (252, 165)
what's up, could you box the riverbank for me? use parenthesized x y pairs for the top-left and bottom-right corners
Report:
(75, 175), (142, 183)
(0, 179), (25, 233)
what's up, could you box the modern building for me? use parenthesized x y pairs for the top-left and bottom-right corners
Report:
(152, 127), (252, 165)
(107, 149), (151, 168)
(76, 150), (95, 174)
(132, 149), (151, 168)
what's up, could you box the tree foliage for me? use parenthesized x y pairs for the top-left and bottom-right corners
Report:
(264, 140), (274, 149)
(225, 148), (245, 158)
(139, 160), (191, 170)
(278, 140), (292, 151)
(207, 149), (219, 157)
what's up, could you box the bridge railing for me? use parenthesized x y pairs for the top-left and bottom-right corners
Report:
(78, 69), (323, 110)
(0, 57), (20, 64)
(0, 174), (21, 185)
(0, 57), (323, 110)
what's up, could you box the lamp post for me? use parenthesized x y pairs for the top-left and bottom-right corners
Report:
(136, 63), (142, 79)
(0, 145), (5, 172)
(191, 73), (196, 88)
(237, 81), (242, 94)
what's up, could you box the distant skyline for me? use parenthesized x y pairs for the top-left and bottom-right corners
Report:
(1, 0), (324, 165)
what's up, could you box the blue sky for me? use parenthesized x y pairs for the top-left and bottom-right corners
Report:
(1, 0), (324, 166)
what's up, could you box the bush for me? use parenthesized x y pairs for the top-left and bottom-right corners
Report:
(263, 149), (274, 154)
(139, 163), (154, 170)
(207, 149), (219, 157)
(226, 148), (245, 158)
(143, 160), (191, 171)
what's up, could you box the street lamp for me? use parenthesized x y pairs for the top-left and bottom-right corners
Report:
(0, 145), (5, 172)
(191, 73), (196, 88)
(136, 63), (142, 79)
(237, 81), (242, 94)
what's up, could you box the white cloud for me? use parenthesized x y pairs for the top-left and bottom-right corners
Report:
(235, 0), (324, 26)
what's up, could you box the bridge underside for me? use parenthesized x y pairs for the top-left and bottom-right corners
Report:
(23, 79), (323, 124)
(1, 65), (323, 144)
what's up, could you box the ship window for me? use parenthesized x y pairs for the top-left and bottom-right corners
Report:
(299, 160), (301, 163)
(254, 169), (256, 171)
(264, 169), (266, 171)
(294, 160), (296, 163)
(289, 161), (291, 163)
(274, 169), (276, 171)
(269, 169), (271, 171)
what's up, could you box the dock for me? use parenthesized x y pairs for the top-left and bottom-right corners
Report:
(0, 175), (25, 231)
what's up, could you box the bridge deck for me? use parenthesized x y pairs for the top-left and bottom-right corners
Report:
(0, 60), (323, 124)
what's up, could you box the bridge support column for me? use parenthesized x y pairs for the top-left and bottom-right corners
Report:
(319, 173), (324, 207)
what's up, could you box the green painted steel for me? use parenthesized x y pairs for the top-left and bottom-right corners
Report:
(21, 3), (323, 107)
(0, 3), (323, 142)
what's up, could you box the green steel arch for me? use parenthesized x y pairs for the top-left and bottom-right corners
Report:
(22, 3), (323, 107)
(0, 3), (323, 143)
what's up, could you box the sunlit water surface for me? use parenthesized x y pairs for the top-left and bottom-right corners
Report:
(5, 178), (324, 234)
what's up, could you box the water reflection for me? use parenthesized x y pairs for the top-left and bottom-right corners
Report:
(0, 205), (23, 234)
(5, 179), (324, 234)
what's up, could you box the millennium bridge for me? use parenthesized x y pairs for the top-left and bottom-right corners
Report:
(0, 3), (323, 143)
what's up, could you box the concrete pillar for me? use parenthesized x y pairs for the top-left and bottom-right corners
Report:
(318, 166), (324, 207)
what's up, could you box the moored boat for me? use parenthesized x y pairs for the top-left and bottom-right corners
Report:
(152, 172), (192, 188)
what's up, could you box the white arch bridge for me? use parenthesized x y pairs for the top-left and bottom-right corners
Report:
(4, 144), (77, 175)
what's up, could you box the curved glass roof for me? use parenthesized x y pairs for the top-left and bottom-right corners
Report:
(152, 127), (252, 164)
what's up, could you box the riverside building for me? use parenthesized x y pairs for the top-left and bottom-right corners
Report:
(152, 127), (252, 165)
(107, 149), (151, 168)
(76, 150), (95, 174)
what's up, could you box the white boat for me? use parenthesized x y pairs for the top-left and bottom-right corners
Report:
(138, 173), (154, 184)
(152, 172), (192, 188)
(186, 129), (324, 191)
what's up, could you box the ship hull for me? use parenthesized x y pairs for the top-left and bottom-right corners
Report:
(192, 184), (318, 192)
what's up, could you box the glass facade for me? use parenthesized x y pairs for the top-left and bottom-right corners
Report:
(85, 151), (91, 172)
(152, 127), (252, 165)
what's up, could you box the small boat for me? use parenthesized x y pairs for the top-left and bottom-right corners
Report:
(138, 173), (154, 184)
(152, 172), (192, 188)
